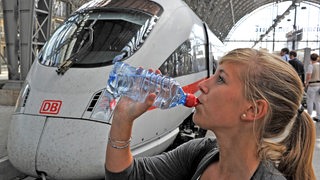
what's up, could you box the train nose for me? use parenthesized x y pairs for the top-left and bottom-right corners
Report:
(7, 114), (111, 179)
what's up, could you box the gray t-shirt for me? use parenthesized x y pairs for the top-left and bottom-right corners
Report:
(105, 138), (286, 180)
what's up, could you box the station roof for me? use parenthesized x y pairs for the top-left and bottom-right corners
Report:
(65, 0), (320, 41)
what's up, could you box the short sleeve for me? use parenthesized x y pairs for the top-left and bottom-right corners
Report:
(307, 64), (313, 74)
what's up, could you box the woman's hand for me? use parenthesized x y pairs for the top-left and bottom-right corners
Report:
(113, 93), (156, 124)
(112, 68), (160, 124)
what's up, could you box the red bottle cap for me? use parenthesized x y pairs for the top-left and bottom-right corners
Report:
(184, 93), (199, 107)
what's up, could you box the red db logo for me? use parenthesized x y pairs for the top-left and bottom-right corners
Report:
(40, 100), (62, 115)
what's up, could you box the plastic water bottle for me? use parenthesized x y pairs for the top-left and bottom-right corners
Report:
(106, 61), (198, 109)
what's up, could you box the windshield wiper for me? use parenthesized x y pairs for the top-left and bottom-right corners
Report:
(56, 18), (97, 75)
(46, 15), (87, 61)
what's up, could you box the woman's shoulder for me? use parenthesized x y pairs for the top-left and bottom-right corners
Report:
(181, 137), (218, 150)
(251, 161), (286, 180)
(170, 137), (218, 159)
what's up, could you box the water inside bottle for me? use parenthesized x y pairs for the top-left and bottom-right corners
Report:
(107, 61), (199, 109)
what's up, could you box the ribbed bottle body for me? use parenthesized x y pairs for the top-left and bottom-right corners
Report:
(107, 62), (196, 109)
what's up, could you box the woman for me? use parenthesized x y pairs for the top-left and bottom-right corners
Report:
(105, 48), (316, 180)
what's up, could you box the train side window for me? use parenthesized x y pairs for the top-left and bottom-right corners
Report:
(159, 24), (207, 77)
(206, 27), (226, 74)
(209, 44), (218, 74)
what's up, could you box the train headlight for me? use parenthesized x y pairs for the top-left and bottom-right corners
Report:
(89, 89), (117, 123)
(14, 81), (30, 113)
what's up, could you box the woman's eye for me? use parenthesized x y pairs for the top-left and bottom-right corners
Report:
(217, 75), (225, 84)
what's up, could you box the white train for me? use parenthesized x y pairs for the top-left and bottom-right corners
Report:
(7, 0), (225, 179)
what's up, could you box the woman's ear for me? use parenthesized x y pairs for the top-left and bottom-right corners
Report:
(243, 99), (268, 121)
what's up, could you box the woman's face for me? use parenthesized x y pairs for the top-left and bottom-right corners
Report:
(193, 62), (250, 130)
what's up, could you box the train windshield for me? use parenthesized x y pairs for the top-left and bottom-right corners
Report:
(39, 9), (159, 68)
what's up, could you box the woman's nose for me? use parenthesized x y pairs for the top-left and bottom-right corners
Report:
(198, 77), (210, 94)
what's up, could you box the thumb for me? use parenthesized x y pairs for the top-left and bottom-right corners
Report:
(144, 93), (156, 107)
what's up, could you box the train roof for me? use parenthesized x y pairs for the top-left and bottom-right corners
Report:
(76, 0), (190, 16)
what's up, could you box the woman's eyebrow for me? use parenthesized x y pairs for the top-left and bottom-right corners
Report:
(218, 68), (229, 77)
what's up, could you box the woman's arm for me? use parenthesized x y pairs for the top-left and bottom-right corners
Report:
(105, 94), (156, 172)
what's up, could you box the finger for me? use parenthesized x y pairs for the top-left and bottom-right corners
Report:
(155, 69), (161, 75)
(145, 93), (156, 106)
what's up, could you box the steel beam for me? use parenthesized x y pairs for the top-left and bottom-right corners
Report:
(19, 0), (53, 80)
(2, 0), (52, 81)
(18, 0), (35, 80)
(2, 0), (19, 80)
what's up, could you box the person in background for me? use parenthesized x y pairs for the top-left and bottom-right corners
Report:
(280, 47), (290, 62)
(305, 53), (320, 122)
(288, 50), (305, 85)
(105, 48), (316, 180)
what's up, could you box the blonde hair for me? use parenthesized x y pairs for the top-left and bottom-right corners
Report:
(219, 48), (316, 180)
